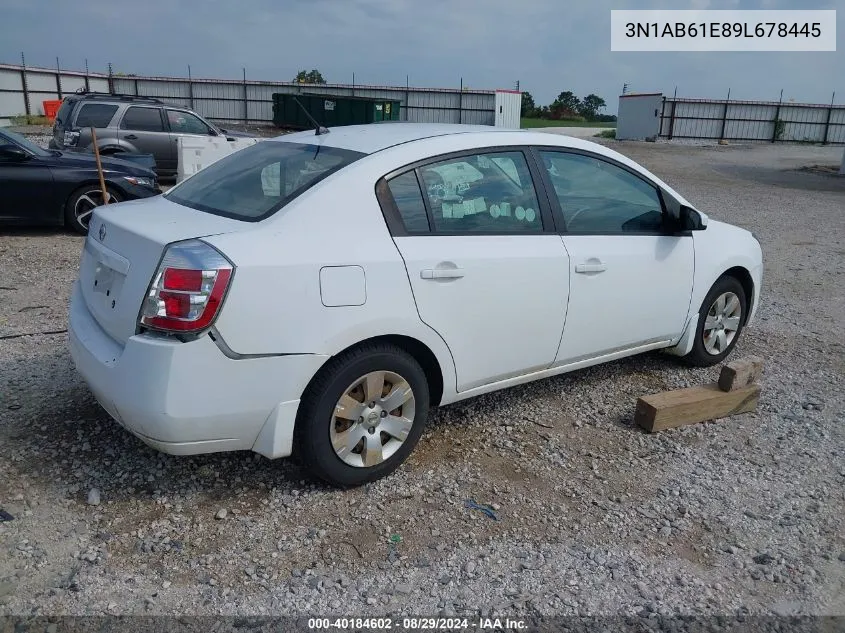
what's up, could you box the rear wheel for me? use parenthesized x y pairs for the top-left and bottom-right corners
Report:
(64, 185), (121, 234)
(683, 275), (747, 367)
(295, 343), (429, 487)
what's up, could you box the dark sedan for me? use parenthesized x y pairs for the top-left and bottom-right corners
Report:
(0, 128), (159, 234)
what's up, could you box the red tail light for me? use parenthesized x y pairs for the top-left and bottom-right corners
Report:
(139, 240), (234, 333)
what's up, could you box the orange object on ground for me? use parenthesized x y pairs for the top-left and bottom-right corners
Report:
(43, 100), (62, 121)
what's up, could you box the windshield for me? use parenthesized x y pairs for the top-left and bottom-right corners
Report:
(165, 141), (365, 221)
(0, 129), (52, 157)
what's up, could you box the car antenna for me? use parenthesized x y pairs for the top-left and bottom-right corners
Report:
(292, 97), (329, 135)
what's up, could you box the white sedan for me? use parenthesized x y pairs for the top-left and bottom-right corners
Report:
(68, 123), (762, 486)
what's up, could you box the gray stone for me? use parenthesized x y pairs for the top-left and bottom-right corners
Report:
(214, 509), (227, 520)
(0, 581), (17, 598)
(464, 561), (477, 574)
(86, 488), (101, 506)
(394, 583), (412, 595)
(307, 576), (322, 589)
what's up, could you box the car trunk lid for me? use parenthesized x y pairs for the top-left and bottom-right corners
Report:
(79, 196), (248, 345)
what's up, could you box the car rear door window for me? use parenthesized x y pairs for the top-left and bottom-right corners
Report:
(539, 151), (664, 233)
(386, 171), (430, 233)
(120, 107), (165, 132)
(417, 151), (542, 234)
(166, 109), (212, 135)
(166, 141), (364, 221)
(74, 104), (119, 128)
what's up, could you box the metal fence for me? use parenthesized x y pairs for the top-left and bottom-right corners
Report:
(659, 96), (845, 145)
(0, 62), (499, 127)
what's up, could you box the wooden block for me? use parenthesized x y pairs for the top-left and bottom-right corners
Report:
(635, 383), (760, 433)
(718, 356), (764, 392)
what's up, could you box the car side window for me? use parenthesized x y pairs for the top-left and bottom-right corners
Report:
(74, 104), (118, 128)
(386, 171), (430, 233)
(539, 151), (664, 234)
(417, 151), (542, 234)
(167, 110), (212, 135)
(120, 107), (165, 132)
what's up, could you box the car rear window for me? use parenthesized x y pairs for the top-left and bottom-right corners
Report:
(165, 141), (365, 221)
(74, 103), (119, 128)
(55, 99), (74, 127)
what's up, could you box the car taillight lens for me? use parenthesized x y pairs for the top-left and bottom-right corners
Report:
(139, 240), (233, 333)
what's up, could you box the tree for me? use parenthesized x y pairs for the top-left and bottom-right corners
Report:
(521, 91), (537, 117)
(578, 94), (607, 120)
(294, 69), (326, 84)
(551, 91), (581, 115)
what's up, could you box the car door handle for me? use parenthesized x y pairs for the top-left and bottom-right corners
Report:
(575, 262), (607, 273)
(124, 134), (138, 140)
(421, 268), (464, 280)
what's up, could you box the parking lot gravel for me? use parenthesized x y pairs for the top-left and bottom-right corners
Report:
(1, 139), (843, 619)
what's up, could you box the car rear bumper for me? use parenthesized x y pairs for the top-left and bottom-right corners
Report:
(68, 281), (328, 458)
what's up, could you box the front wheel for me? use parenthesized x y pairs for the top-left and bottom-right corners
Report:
(295, 343), (430, 487)
(65, 185), (121, 234)
(683, 275), (747, 367)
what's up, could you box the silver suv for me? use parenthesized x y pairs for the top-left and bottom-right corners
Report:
(49, 92), (248, 178)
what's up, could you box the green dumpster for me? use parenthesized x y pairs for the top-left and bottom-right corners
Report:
(272, 93), (401, 129)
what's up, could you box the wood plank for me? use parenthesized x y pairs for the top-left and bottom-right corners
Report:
(635, 383), (760, 433)
(719, 356), (764, 392)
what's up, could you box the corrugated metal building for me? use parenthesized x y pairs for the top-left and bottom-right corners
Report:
(0, 62), (503, 127)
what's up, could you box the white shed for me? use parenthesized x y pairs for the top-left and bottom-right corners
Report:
(494, 90), (521, 129)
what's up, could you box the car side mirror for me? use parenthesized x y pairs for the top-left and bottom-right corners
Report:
(679, 205), (707, 231)
(0, 144), (30, 161)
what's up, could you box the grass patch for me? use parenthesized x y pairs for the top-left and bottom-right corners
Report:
(9, 114), (52, 126)
(521, 118), (615, 129)
(594, 129), (617, 139)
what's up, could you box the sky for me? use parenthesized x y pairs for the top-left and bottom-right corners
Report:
(0, 0), (842, 112)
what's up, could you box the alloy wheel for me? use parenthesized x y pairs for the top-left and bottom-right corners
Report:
(75, 189), (118, 230)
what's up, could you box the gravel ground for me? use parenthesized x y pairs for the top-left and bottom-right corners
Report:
(0, 140), (843, 620)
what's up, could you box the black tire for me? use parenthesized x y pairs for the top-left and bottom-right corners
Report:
(684, 275), (747, 367)
(295, 343), (430, 487)
(64, 185), (121, 235)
